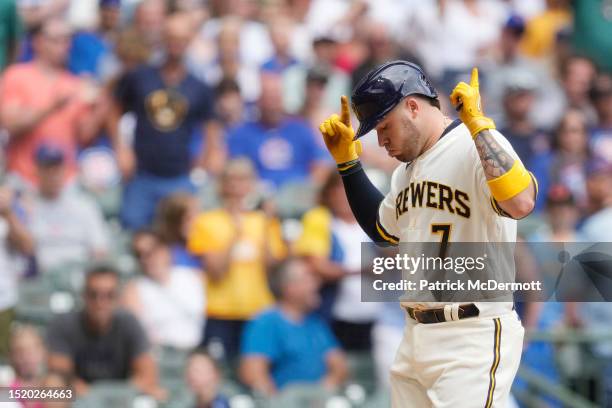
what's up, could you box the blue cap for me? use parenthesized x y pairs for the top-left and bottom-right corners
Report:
(35, 143), (65, 166)
(504, 15), (525, 35)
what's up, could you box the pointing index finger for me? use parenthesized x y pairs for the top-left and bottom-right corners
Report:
(340, 95), (351, 126)
(470, 67), (479, 90)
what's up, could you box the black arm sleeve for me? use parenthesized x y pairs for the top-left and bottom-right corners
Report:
(339, 162), (389, 245)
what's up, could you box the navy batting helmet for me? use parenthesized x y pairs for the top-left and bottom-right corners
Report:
(351, 60), (438, 139)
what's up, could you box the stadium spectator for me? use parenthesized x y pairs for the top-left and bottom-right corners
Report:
(187, 159), (286, 361)
(0, 0), (22, 72)
(261, 16), (299, 74)
(214, 78), (247, 128)
(227, 73), (330, 191)
(17, 0), (71, 29)
(281, 28), (351, 115)
(372, 302), (405, 388)
(122, 230), (205, 350)
(8, 325), (46, 399)
(104, 27), (152, 82)
(131, 0), (168, 61)
(0, 183), (33, 357)
(497, 69), (550, 168)
(581, 158), (612, 239)
(185, 350), (230, 408)
(0, 18), (105, 186)
(589, 74), (612, 162)
(294, 172), (379, 349)
(154, 192), (201, 268)
(26, 144), (109, 272)
(309, 34), (350, 111)
(46, 265), (166, 399)
(68, 0), (122, 79)
(194, 16), (262, 103)
(530, 185), (582, 242)
(240, 258), (347, 395)
(299, 67), (332, 137)
(350, 22), (397, 91)
(531, 109), (590, 212)
(410, 0), (506, 91)
(559, 55), (598, 125)
(109, 13), (220, 230)
(484, 14), (565, 129)
(196, 3), (273, 77)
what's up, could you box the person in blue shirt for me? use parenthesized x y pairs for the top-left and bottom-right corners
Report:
(227, 73), (330, 192)
(260, 18), (299, 74)
(68, 0), (121, 80)
(109, 13), (221, 230)
(239, 258), (347, 396)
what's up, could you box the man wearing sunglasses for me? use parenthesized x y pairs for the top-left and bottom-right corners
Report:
(46, 265), (167, 400)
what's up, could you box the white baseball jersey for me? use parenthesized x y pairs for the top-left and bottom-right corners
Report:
(376, 120), (521, 308)
(379, 120), (526, 408)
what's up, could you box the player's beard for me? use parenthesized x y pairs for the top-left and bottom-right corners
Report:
(395, 116), (422, 162)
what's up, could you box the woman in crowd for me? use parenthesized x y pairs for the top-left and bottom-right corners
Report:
(294, 171), (380, 351)
(532, 108), (591, 212)
(122, 230), (205, 350)
(154, 192), (201, 269)
(187, 159), (287, 361)
(8, 325), (46, 408)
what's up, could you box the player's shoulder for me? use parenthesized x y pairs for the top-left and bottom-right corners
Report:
(446, 121), (473, 144)
(389, 162), (409, 189)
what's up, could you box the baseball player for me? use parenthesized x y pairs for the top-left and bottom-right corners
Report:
(318, 61), (538, 407)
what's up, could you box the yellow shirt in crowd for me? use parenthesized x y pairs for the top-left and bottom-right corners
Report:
(188, 209), (286, 320)
(520, 8), (572, 58)
(293, 206), (333, 258)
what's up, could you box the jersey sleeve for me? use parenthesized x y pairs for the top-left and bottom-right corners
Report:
(475, 129), (538, 218)
(376, 167), (401, 245)
(377, 191), (400, 245)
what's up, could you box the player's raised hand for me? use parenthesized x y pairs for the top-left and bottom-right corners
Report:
(449, 67), (496, 139)
(319, 96), (362, 165)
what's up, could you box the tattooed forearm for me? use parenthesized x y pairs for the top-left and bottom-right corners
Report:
(474, 130), (514, 179)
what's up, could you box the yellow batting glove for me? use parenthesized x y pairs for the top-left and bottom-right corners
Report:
(449, 68), (496, 139)
(319, 95), (362, 167)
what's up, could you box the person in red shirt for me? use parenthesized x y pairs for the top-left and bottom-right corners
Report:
(0, 18), (106, 186)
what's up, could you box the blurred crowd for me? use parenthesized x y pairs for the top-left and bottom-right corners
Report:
(1, 0), (612, 406)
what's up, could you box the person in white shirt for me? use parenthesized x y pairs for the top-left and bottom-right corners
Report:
(26, 144), (109, 273)
(122, 229), (205, 350)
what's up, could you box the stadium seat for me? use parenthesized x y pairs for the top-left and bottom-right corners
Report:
(266, 384), (335, 408)
(15, 279), (57, 324)
(275, 181), (318, 218)
(363, 389), (391, 408)
(73, 381), (141, 408)
(43, 262), (86, 293)
(346, 352), (377, 393)
(156, 347), (189, 380)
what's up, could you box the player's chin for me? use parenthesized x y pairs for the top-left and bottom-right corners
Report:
(391, 151), (411, 162)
